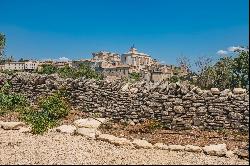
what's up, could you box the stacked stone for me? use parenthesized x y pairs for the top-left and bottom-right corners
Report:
(0, 72), (249, 132)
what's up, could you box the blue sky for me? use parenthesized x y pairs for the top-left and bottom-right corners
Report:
(0, 0), (249, 65)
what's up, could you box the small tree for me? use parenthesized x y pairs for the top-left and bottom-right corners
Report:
(0, 33), (6, 63)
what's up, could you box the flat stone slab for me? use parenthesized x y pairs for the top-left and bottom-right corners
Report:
(0, 122), (25, 130)
(203, 144), (227, 157)
(73, 118), (105, 129)
(97, 134), (131, 146)
(185, 145), (203, 153)
(76, 128), (100, 139)
(154, 143), (169, 150)
(55, 125), (76, 134)
(168, 145), (185, 151)
(132, 139), (153, 149)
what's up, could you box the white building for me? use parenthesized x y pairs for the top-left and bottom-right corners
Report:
(3, 62), (25, 71)
(24, 61), (40, 70)
(121, 46), (154, 72)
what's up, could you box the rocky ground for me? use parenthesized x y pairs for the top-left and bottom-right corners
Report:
(99, 122), (249, 151)
(0, 129), (249, 165)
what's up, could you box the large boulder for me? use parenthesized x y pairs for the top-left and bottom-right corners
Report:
(73, 118), (106, 129)
(0, 121), (25, 130)
(203, 144), (227, 157)
(55, 125), (76, 134)
(132, 139), (153, 149)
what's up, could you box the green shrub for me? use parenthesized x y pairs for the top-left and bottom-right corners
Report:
(21, 111), (57, 134)
(21, 92), (70, 134)
(0, 81), (28, 114)
(129, 72), (141, 82)
(38, 64), (57, 75)
(39, 92), (69, 119)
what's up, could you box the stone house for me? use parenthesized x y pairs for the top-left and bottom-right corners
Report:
(99, 65), (130, 78)
(121, 46), (155, 73)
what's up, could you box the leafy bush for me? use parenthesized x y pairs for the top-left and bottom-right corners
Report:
(21, 92), (70, 134)
(129, 72), (141, 82)
(38, 63), (103, 80)
(38, 64), (57, 75)
(38, 92), (70, 119)
(0, 81), (28, 114)
(21, 111), (57, 134)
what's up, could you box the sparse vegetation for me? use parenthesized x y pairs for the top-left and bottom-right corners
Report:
(37, 64), (103, 80)
(129, 72), (141, 82)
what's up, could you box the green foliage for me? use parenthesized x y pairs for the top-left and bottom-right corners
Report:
(38, 64), (57, 75)
(170, 75), (179, 83)
(129, 72), (141, 82)
(180, 47), (249, 90)
(21, 92), (70, 134)
(0, 33), (6, 59)
(0, 82), (28, 114)
(1, 69), (16, 75)
(21, 111), (57, 134)
(38, 92), (70, 119)
(38, 63), (102, 80)
(231, 49), (249, 88)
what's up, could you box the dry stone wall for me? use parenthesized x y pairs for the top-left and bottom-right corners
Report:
(0, 72), (249, 131)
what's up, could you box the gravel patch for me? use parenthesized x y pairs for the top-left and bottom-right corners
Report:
(0, 129), (248, 165)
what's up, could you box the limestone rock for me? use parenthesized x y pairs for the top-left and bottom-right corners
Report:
(97, 134), (131, 146)
(168, 145), (185, 151)
(73, 118), (103, 129)
(121, 83), (129, 91)
(233, 88), (246, 94)
(173, 106), (185, 114)
(76, 128), (99, 139)
(154, 143), (169, 150)
(203, 144), (227, 157)
(185, 145), (203, 153)
(1, 122), (25, 130)
(97, 134), (117, 142)
(132, 139), (153, 149)
(210, 88), (220, 95)
(226, 150), (236, 158)
(55, 125), (76, 134)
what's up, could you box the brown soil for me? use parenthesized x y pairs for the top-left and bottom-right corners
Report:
(99, 122), (249, 151)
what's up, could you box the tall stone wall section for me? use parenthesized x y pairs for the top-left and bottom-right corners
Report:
(0, 73), (249, 131)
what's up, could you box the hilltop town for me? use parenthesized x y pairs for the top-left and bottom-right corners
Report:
(0, 46), (188, 83)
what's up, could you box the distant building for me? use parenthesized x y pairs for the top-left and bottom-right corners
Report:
(99, 65), (130, 78)
(121, 46), (154, 73)
(53, 61), (72, 68)
(92, 51), (122, 68)
(3, 62), (25, 71)
(0, 64), (4, 71)
(24, 61), (40, 71)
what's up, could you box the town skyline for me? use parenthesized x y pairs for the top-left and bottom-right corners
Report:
(1, 0), (249, 66)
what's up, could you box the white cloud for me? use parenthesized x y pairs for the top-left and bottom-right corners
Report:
(58, 57), (70, 61)
(228, 46), (249, 52)
(160, 60), (166, 64)
(217, 50), (228, 55)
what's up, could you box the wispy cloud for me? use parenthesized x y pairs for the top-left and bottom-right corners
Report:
(217, 50), (228, 55)
(58, 57), (70, 61)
